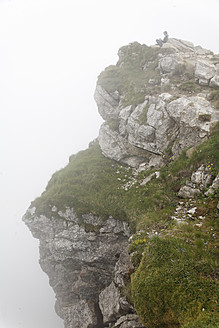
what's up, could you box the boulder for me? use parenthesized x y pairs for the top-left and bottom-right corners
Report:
(191, 164), (212, 189)
(159, 55), (179, 73)
(178, 185), (201, 198)
(195, 60), (216, 85)
(205, 174), (219, 196)
(99, 282), (122, 324)
(114, 314), (145, 328)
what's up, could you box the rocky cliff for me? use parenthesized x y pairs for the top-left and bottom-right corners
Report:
(23, 39), (219, 328)
(95, 38), (219, 168)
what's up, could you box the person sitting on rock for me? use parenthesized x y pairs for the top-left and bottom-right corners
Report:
(156, 31), (169, 47)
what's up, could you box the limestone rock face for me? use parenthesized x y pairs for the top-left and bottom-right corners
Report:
(95, 40), (219, 167)
(98, 92), (218, 167)
(23, 208), (131, 328)
(94, 85), (120, 121)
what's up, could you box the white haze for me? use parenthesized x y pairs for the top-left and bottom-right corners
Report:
(0, 0), (218, 327)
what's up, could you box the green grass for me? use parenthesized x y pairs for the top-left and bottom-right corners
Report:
(32, 140), (178, 232)
(32, 142), (129, 220)
(178, 81), (202, 93)
(131, 236), (218, 328)
(182, 314), (219, 328)
(32, 123), (219, 227)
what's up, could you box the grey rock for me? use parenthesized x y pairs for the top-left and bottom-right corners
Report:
(61, 301), (97, 328)
(178, 185), (201, 198)
(98, 91), (218, 167)
(159, 55), (179, 73)
(95, 41), (219, 168)
(163, 38), (195, 53)
(99, 121), (155, 168)
(99, 123), (129, 162)
(119, 105), (133, 136)
(167, 96), (217, 157)
(194, 46), (213, 56)
(191, 165), (212, 189)
(23, 209), (130, 328)
(209, 64), (219, 87)
(178, 165), (216, 199)
(205, 174), (219, 196)
(94, 85), (120, 120)
(114, 314), (145, 328)
(210, 74), (219, 88)
(195, 60), (216, 85)
(140, 171), (160, 186)
(114, 249), (134, 288)
(99, 282), (127, 324)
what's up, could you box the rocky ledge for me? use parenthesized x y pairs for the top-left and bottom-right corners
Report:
(95, 38), (219, 167)
(23, 209), (141, 328)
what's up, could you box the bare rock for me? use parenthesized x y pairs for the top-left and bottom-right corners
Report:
(163, 38), (195, 53)
(195, 60), (216, 85)
(114, 314), (145, 327)
(178, 185), (201, 198)
(205, 174), (219, 196)
(23, 209), (130, 328)
(191, 164), (213, 189)
(114, 249), (134, 288)
(159, 55), (179, 73)
(94, 85), (120, 120)
(99, 282), (122, 324)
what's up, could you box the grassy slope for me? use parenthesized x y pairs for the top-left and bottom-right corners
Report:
(32, 125), (219, 328)
(129, 125), (219, 328)
(32, 140), (177, 231)
(32, 123), (219, 228)
(33, 122), (218, 328)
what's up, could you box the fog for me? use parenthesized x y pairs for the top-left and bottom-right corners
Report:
(0, 0), (218, 327)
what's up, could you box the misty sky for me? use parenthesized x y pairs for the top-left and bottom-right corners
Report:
(0, 0), (219, 327)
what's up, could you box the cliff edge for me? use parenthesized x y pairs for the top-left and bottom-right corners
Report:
(23, 39), (219, 328)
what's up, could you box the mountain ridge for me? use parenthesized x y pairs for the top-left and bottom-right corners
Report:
(23, 39), (219, 328)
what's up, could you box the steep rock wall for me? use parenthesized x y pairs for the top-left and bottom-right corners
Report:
(23, 208), (131, 328)
(95, 39), (219, 167)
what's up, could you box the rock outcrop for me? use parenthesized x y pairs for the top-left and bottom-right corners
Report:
(178, 164), (219, 199)
(95, 39), (219, 167)
(23, 209), (131, 328)
(23, 39), (219, 328)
